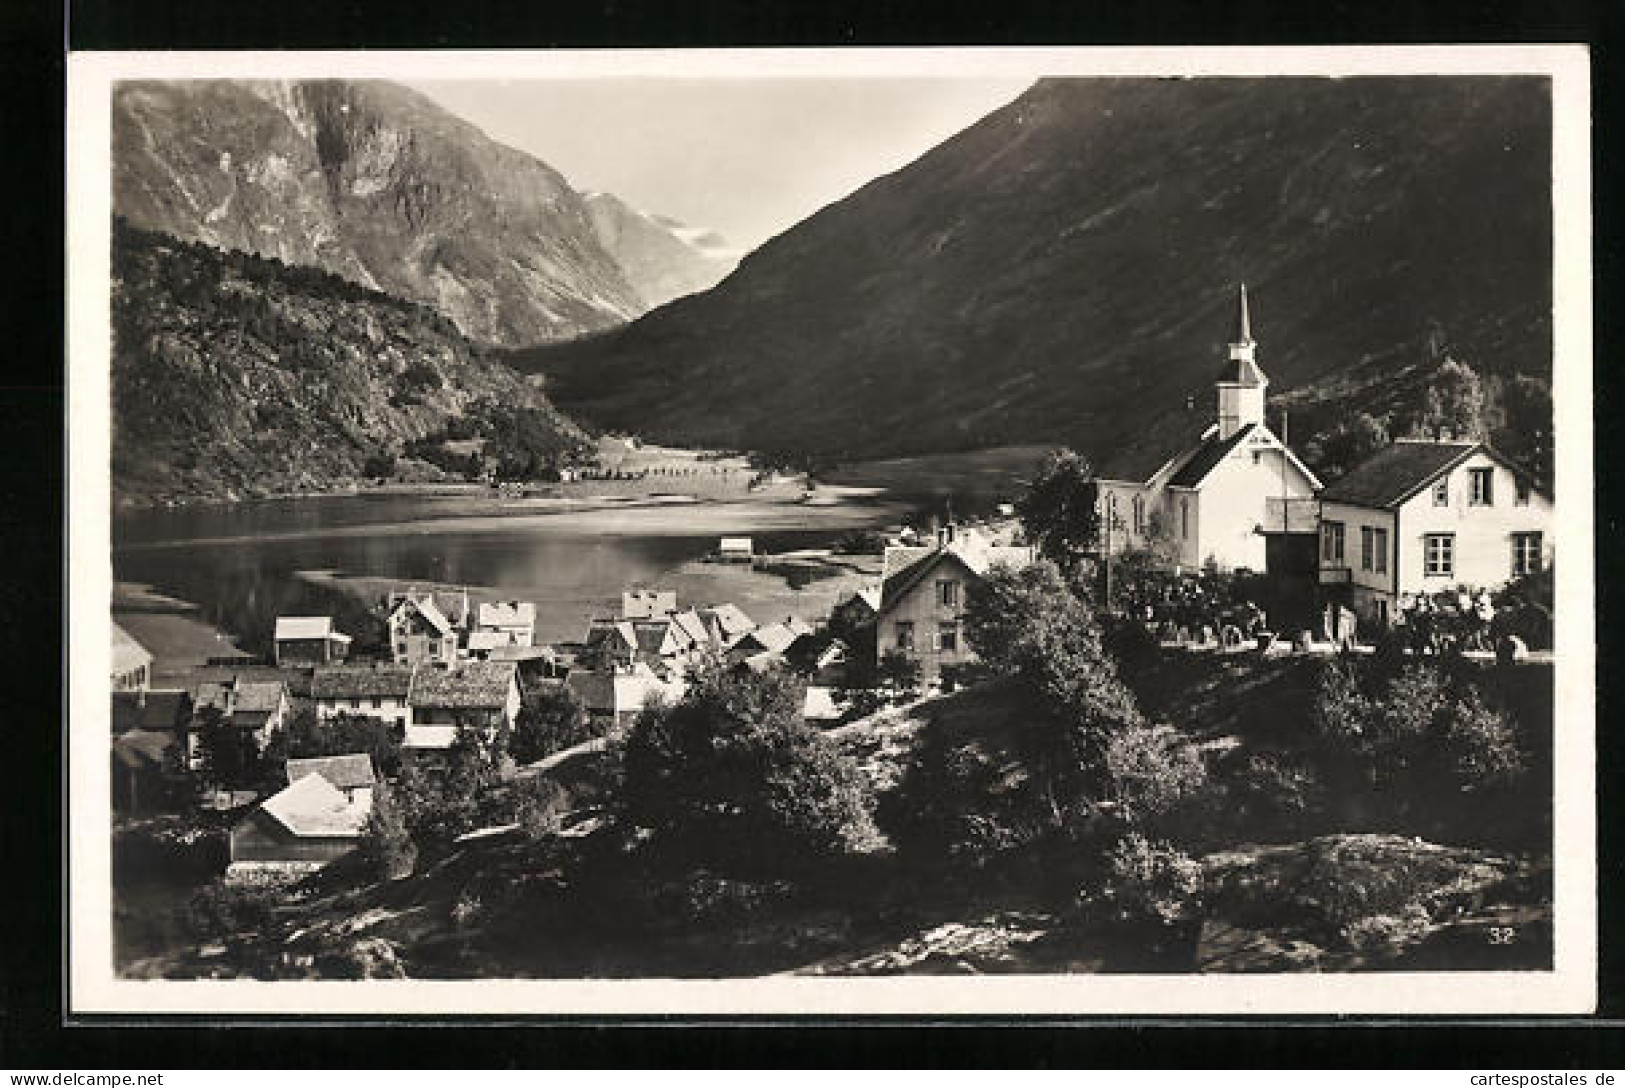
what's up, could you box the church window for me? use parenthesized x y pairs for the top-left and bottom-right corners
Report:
(1180, 498), (1190, 540)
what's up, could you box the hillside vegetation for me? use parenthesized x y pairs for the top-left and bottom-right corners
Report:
(520, 77), (1551, 470)
(111, 219), (589, 506)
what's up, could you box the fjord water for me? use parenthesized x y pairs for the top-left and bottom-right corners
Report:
(112, 490), (896, 651)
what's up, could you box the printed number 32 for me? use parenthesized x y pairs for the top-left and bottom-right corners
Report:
(1488, 926), (1517, 945)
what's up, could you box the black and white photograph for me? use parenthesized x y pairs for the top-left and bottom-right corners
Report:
(66, 46), (1594, 1015)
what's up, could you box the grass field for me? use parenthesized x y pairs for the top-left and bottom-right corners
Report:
(822, 445), (1056, 511)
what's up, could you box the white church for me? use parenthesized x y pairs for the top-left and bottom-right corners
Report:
(1091, 285), (1322, 574)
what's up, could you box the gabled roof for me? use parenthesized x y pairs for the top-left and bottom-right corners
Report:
(1318, 440), (1481, 509)
(287, 753), (375, 792)
(631, 619), (680, 656)
(698, 603), (755, 641)
(566, 663), (678, 715)
(275, 615), (338, 641)
(395, 595), (454, 636)
(586, 619), (639, 653)
(311, 663), (415, 700)
(111, 623), (153, 674)
(477, 601), (536, 629)
(111, 690), (192, 734)
(466, 630), (507, 652)
(1093, 411), (1216, 484)
(879, 530), (1035, 614)
(1165, 424), (1257, 488)
(667, 609), (713, 647)
(233, 679), (287, 714)
(257, 773), (370, 838)
(113, 728), (177, 770)
(410, 661), (516, 709)
(733, 621), (802, 657)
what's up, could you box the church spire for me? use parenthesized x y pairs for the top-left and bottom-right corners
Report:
(1232, 282), (1254, 346)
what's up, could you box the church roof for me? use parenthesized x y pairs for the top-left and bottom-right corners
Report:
(1165, 424), (1257, 488)
(1093, 410), (1215, 484)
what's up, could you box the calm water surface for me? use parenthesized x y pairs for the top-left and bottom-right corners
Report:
(113, 491), (899, 648)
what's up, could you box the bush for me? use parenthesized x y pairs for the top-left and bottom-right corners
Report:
(833, 528), (887, 556)
(510, 683), (597, 764)
(1102, 725), (1208, 825)
(516, 777), (570, 840)
(619, 663), (877, 871)
(1232, 750), (1323, 833)
(1340, 901), (1433, 957)
(1093, 833), (1204, 927)
(186, 882), (279, 940)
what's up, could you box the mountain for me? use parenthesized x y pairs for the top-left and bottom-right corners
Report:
(111, 220), (589, 506)
(518, 78), (1551, 466)
(584, 193), (740, 308)
(113, 79), (644, 347)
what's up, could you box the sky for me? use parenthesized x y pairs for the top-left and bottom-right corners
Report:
(407, 78), (1034, 250)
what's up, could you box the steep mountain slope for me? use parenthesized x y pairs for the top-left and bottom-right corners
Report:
(520, 78), (1551, 464)
(584, 192), (740, 308)
(113, 79), (643, 347)
(111, 221), (589, 506)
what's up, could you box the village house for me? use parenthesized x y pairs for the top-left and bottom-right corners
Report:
(718, 536), (754, 563)
(726, 616), (814, 669)
(111, 688), (193, 736)
(112, 722), (188, 815)
(273, 615), (352, 667)
(310, 663), (415, 730)
(1089, 286), (1322, 576)
(386, 591), (466, 667)
(566, 662), (686, 728)
(1316, 439), (1553, 628)
(110, 622), (152, 691)
(472, 600), (537, 650)
(405, 660), (522, 751)
(286, 753), (375, 807)
(227, 756), (375, 880)
(698, 602), (757, 647)
(621, 588), (677, 619)
(190, 675), (290, 765)
(875, 523), (1036, 683)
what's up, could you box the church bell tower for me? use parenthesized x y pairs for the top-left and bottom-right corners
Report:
(1216, 283), (1268, 440)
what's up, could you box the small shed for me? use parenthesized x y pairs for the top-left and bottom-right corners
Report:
(718, 536), (754, 563)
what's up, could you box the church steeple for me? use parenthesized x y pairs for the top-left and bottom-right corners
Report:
(1216, 283), (1268, 438)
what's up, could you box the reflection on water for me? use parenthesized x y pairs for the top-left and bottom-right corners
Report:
(114, 493), (897, 649)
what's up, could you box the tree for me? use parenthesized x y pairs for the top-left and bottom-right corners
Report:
(1102, 724), (1209, 825)
(876, 649), (923, 699)
(1092, 833), (1204, 928)
(193, 705), (261, 794)
(619, 663), (876, 870)
(1016, 449), (1101, 571)
(1495, 374), (1553, 485)
(360, 778), (417, 880)
(1412, 357), (1488, 441)
(509, 683), (595, 765)
(1307, 412), (1391, 480)
(284, 708), (404, 779)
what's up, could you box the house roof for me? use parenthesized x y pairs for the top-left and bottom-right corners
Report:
(466, 631), (507, 652)
(233, 680), (286, 714)
(410, 661), (516, 709)
(1317, 440), (1480, 509)
(287, 753), (376, 791)
(488, 645), (553, 663)
(310, 663), (415, 700)
(113, 728), (176, 770)
(735, 621), (802, 657)
(879, 531), (1035, 613)
(631, 620), (678, 656)
(698, 603), (755, 640)
(275, 616), (336, 641)
(477, 601), (536, 629)
(401, 595), (454, 636)
(566, 663), (678, 715)
(586, 619), (639, 653)
(111, 690), (192, 734)
(111, 623), (152, 674)
(257, 773), (371, 838)
(1165, 424), (1257, 488)
(667, 609), (712, 647)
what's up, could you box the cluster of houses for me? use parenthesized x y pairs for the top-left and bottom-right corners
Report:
(846, 286), (1554, 684)
(109, 577), (819, 878)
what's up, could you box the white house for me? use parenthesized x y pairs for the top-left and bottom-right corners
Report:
(273, 616), (352, 667)
(474, 600), (536, 649)
(386, 593), (462, 667)
(1090, 286), (1322, 574)
(1316, 439), (1552, 628)
(309, 663), (415, 730)
(110, 622), (153, 692)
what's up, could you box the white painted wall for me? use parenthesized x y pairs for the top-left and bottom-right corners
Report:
(1319, 500), (1397, 595)
(1194, 432), (1316, 571)
(1392, 450), (1553, 594)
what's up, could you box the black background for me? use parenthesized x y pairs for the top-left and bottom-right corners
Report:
(4, 0), (1623, 1067)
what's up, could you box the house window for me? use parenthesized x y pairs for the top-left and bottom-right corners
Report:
(1512, 532), (1544, 576)
(1432, 478), (1449, 506)
(937, 579), (959, 608)
(1515, 479), (1531, 506)
(1373, 527), (1388, 574)
(350, 698), (361, 709)
(1424, 533), (1455, 577)
(396, 641), (408, 656)
(1469, 467), (1494, 506)
(1322, 520), (1345, 564)
(1360, 526), (1375, 572)
(1180, 498), (1190, 540)
(1132, 494), (1145, 535)
(895, 622), (915, 651)
(938, 623), (959, 652)
(371, 695), (383, 709)
(429, 639), (441, 655)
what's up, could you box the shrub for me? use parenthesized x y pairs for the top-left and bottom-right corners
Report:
(510, 683), (597, 764)
(619, 663), (877, 871)
(186, 882), (278, 940)
(1232, 750), (1323, 833)
(1093, 833), (1204, 927)
(1102, 725), (1208, 825)
(1340, 901), (1433, 957)
(516, 777), (570, 840)
(1442, 689), (1525, 789)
